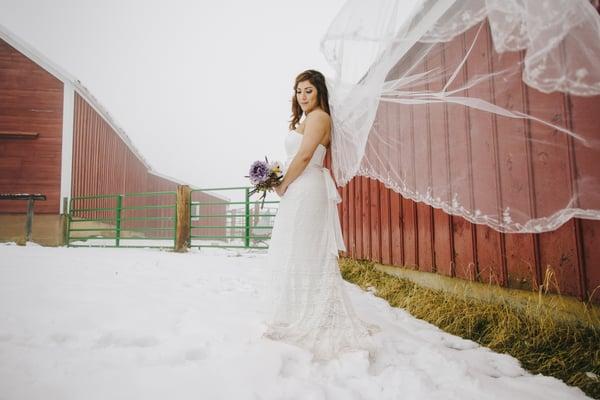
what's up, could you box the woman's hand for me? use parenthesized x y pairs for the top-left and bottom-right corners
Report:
(275, 183), (287, 197)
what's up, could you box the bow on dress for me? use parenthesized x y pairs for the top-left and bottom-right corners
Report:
(322, 167), (347, 258)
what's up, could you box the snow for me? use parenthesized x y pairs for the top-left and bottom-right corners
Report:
(0, 243), (591, 400)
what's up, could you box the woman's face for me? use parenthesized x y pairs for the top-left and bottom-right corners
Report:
(296, 80), (318, 114)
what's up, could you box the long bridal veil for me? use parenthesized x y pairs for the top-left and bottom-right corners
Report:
(322, 0), (600, 233)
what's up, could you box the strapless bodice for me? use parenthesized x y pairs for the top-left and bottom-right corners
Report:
(284, 130), (326, 168)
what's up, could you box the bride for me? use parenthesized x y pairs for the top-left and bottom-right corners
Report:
(262, 69), (380, 361)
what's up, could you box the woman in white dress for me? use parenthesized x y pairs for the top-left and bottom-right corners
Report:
(262, 70), (380, 361)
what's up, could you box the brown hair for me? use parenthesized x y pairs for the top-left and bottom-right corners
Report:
(289, 69), (331, 131)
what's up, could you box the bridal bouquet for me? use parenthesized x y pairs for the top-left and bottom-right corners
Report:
(246, 157), (284, 208)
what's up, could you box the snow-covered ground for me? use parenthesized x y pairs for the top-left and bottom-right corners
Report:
(0, 243), (590, 400)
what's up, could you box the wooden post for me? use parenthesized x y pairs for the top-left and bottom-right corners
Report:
(25, 198), (34, 242)
(175, 185), (191, 252)
(61, 197), (69, 246)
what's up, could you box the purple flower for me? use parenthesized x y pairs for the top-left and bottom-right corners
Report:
(249, 160), (269, 184)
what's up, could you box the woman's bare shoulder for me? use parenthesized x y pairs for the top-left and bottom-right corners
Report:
(306, 109), (331, 127)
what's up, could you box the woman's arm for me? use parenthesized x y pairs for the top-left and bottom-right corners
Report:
(276, 112), (329, 196)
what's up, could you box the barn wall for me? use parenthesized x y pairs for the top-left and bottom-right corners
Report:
(0, 38), (63, 214)
(333, 20), (600, 302)
(71, 93), (150, 199)
(191, 191), (227, 240)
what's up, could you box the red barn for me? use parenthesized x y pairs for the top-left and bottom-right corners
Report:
(0, 25), (225, 245)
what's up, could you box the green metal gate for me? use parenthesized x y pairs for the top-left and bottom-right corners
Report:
(190, 187), (279, 249)
(66, 191), (177, 248)
(66, 187), (279, 250)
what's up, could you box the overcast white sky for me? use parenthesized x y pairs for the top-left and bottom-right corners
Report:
(0, 0), (347, 189)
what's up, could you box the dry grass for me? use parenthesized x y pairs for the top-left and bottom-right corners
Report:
(339, 258), (600, 399)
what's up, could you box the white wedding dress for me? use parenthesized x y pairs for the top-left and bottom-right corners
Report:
(262, 130), (380, 361)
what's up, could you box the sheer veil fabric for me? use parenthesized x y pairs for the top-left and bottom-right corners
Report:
(262, 131), (380, 361)
(322, 0), (600, 233)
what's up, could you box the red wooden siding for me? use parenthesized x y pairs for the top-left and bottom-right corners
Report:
(72, 93), (147, 198)
(190, 191), (227, 240)
(331, 19), (600, 302)
(0, 38), (63, 214)
(143, 173), (179, 238)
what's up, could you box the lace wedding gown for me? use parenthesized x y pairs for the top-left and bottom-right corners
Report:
(262, 130), (380, 361)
